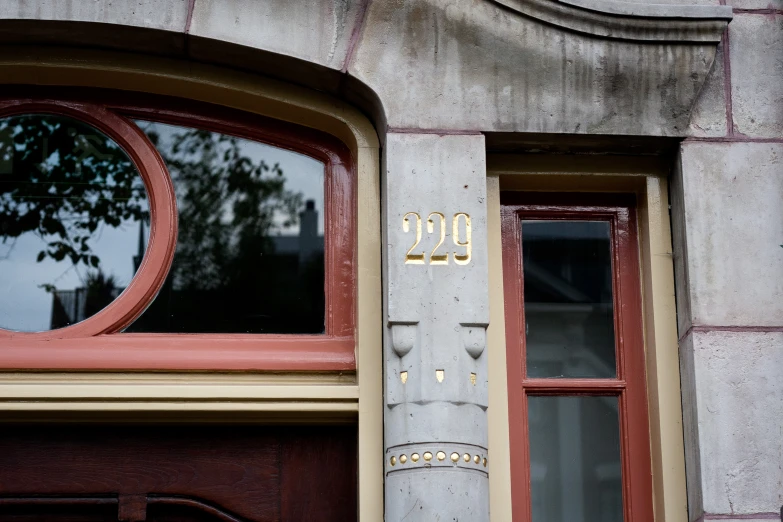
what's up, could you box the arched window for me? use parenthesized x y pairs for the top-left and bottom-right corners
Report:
(0, 90), (356, 371)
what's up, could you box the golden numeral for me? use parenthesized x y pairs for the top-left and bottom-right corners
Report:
(403, 211), (473, 265)
(403, 212), (425, 264)
(453, 212), (472, 265)
(427, 212), (448, 265)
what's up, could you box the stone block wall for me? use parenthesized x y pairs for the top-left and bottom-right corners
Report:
(676, 4), (783, 521)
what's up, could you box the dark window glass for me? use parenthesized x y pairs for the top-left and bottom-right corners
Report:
(528, 396), (623, 522)
(521, 221), (616, 378)
(0, 114), (149, 332)
(127, 121), (325, 334)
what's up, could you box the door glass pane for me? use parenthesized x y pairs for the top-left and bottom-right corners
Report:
(528, 396), (623, 522)
(521, 221), (616, 378)
(127, 121), (325, 334)
(0, 114), (149, 332)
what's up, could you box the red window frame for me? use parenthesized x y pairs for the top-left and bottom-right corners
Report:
(501, 193), (653, 522)
(0, 89), (356, 371)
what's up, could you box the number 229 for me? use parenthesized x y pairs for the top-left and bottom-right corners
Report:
(402, 212), (472, 266)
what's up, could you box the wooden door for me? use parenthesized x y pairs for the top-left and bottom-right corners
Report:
(0, 424), (357, 522)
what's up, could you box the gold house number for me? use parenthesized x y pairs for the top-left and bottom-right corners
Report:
(402, 212), (472, 265)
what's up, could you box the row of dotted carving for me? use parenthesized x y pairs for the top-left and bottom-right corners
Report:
(390, 451), (487, 467)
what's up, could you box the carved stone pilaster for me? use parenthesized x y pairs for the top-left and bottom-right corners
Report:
(383, 133), (489, 521)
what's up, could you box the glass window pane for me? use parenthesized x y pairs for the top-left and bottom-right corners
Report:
(0, 114), (149, 332)
(127, 121), (325, 334)
(528, 396), (623, 522)
(522, 220), (616, 378)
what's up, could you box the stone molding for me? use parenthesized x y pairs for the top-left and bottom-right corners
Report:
(491, 0), (732, 42)
(0, 0), (732, 137)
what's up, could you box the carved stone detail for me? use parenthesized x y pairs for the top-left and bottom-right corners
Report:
(384, 133), (489, 521)
(490, 0), (732, 42)
(390, 322), (418, 358)
(461, 323), (488, 360)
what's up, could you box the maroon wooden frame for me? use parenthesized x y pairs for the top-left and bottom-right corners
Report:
(0, 424), (358, 521)
(500, 193), (653, 522)
(0, 90), (357, 371)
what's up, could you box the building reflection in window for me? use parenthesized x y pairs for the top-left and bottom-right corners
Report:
(529, 396), (623, 522)
(126, 121), (326, 334)
(522, 220), (623, 521)
(522, 221), (616, 378)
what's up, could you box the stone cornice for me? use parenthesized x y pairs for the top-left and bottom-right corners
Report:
(490, 0), (733, 42)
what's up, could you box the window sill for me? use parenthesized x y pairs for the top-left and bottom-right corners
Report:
(0, 335), (355, 371)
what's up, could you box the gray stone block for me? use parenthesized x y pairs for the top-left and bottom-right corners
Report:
(676, 142), (783, 327)
(679, 333), (704, 522)
(730, 14), (783, 138)
(728, 0), (783, 8)
(386, 469), (489, 521)
(685, 330), (783, 516)
(622, 0), (719, 4)
(189, 0), (363, 71)
(0, 0), (189, 32)
(350, 0), (726, 135)
(688, 43), (728, 138)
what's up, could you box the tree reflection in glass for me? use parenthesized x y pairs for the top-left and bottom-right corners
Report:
(0, 114), (149, 332)
(127, 122), (324, 334)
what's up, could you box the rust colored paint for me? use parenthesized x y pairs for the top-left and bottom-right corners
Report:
(0, 90), (357, 371)
(501, 193), (653, 522)
(0, 335), (355, 371)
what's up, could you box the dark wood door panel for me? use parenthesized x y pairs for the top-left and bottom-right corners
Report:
(0, 425), (357, 522)
(0, 498), (119, 522)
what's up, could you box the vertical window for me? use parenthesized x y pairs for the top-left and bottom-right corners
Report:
(501, 194), (653, 522)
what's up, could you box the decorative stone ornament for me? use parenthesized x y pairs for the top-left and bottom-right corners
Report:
(384, 133), (489, 521)
(351, 0), (732, 136)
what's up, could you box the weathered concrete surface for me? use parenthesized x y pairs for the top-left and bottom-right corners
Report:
(189, 0), (363, 71)
(679, 333), (703, 522)
(622, 0), (719, 4)
(675, 138), (783, 520)
(384, 133), (489, 522)
(731, 13), (783, 138)
(687, 43), (727, 138)
(349, 0), (725, 134)
(674, 142), (783, 328)
(1, 0), (189, 32)
(681, 330), (783, 517)
(728, 0), (783, 8)
(670, 152), (695, 338)
(0, 0), (190, 55)
(0, 0), (730, 137)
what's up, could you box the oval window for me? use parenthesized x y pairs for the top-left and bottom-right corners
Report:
(0, 114), (150, 332)
(0, 94), (354, 371)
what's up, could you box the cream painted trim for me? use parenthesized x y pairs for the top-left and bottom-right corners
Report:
(638, 176), (688, 522)
(0, 373), (359, 401)
(355, 144), (383, 522)
(487, 175), (514, 522)
(0, 48), (383, 522)
(0, 402), (358, 413)
(487, 155), (687, 522)
(0, 46), (379, 151)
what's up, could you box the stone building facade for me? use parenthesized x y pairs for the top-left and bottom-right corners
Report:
(0, 1), (780, 522)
